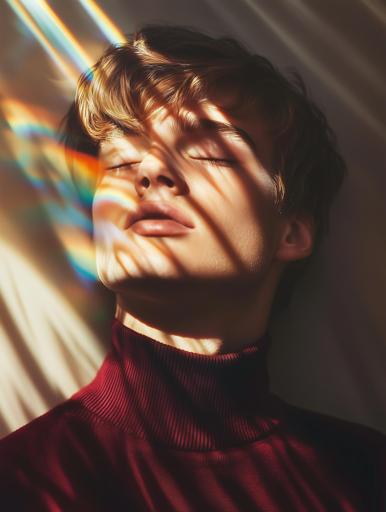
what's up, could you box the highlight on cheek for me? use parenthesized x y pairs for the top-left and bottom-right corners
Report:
(93, 186), (137, 214)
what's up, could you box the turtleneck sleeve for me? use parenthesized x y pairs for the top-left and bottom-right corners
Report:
(0, 319), (385, 511)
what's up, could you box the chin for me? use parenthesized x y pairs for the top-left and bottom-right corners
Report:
(97, 257), (185, 290)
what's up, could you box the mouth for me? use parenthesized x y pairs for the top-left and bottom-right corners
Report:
(130, 218), (193, 236)
(127, 201), (195, 237)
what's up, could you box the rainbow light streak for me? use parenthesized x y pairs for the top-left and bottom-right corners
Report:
(93, 188), (137, 212)
(5, 106), (58, 141)
(51, 221), (97, 283)
(2, 99), (98, 282)
(67, 242), (98, 282)
(6, 0), (78, 85)
(78, 0), (126, 45)
(18, 0), (93, 72)
(64, 148), (101, 201)
(4, 0), (130, 283)
(3, 99), (99, 191)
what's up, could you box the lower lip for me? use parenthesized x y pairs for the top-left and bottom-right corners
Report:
(130, 219), (194, 236)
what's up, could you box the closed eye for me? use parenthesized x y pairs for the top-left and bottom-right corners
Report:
(191, 157), (238, 167)
(105, 162), (141, 175)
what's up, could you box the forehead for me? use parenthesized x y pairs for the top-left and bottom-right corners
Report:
(101, 103), (237, 140)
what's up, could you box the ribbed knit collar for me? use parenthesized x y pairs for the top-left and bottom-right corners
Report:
(74, 319), (283, 451)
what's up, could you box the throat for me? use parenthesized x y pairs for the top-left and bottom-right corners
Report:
(116, 306), (224, 355)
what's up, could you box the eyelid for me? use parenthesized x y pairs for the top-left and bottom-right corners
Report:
(184, 140), (238, 159)
(190, 156), (237, 162)
(180, 130), (249, 155)
(191, 157), (238, 167)
(105, 161), (140, 171)
(185, 146), (236, 158)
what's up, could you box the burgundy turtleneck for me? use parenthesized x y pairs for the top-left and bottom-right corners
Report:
(0, 320), (385, 511)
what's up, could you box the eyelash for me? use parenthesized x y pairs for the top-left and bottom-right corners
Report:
(193, 157), (237, 167)
(105, 157), (237, 175)
(106, 162), (140, 174)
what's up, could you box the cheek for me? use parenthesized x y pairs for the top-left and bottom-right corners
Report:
(91, 197), (125, 285)
(202, 166), (277, 230)
(237, 169), (278, 231)
(202, 169), (279, 262)
(91, 196), (125, 271)
(92, 186), (133, 233)
(92, 196), (114, 227)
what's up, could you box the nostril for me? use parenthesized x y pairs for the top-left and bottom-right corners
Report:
(159, 176), (175, 188)
(141, 177), (150, 188)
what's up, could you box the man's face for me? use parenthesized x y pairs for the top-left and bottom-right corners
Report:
(93, 101), (285, 293)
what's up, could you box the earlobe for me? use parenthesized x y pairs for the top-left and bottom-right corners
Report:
(275, 215), (315, 262)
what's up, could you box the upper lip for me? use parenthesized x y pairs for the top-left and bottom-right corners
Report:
(127, 201), (195, 229)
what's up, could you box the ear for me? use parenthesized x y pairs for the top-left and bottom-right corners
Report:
(274, 213), (315, 263)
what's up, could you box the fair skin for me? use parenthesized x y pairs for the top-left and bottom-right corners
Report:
(93, 101), (314, 354)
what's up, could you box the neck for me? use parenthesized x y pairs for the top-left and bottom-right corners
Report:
(116, 306), (226, 355)
(115, 278), (276, 355)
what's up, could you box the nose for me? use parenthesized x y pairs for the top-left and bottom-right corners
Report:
(134, 150), (188, 198)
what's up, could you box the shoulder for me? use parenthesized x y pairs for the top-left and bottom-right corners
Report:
(0, 399), (113, 510)
(0, 400), (83, 448)
(283, 399), (386, 449)
(0, 399), (92, 467)
(277, 397), (386, 476)
(0, 399), (102, 505)
(272, 398), (386, 509)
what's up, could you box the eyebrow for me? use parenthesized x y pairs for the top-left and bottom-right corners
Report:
(172, 117), (258, 155)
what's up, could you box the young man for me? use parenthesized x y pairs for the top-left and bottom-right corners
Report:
(1, 25), (385, 511)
